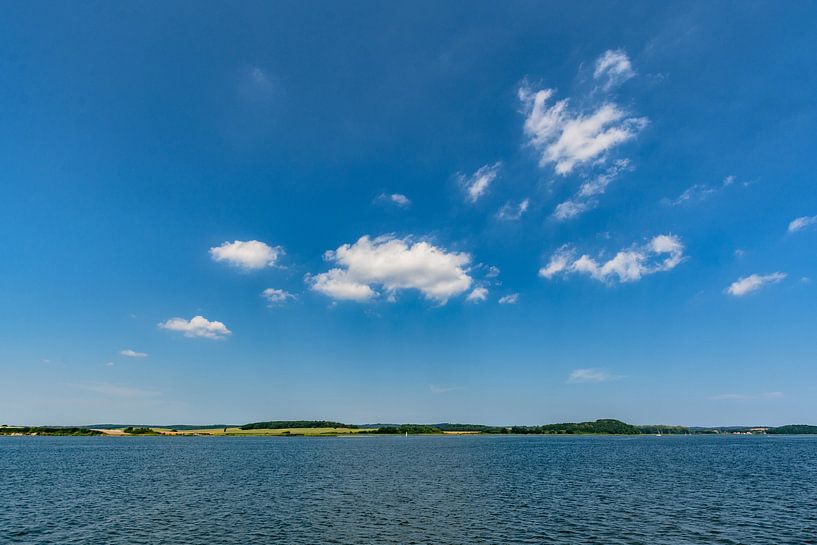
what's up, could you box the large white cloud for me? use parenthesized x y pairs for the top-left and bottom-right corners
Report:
(540, 235), (685, 284)
(519, 86), (646, 175)
(460, 162), (502, 202)
(159, 315), (232, 339)
(726, 272), (786, 297)
(307, 235), (473, 303)
(209, 240), (282, 270)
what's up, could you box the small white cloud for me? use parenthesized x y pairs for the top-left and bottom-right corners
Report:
(710, 391), (783, 401)
(594, 50), (635, 90)
(788, 215), (817, 233)
(496, 198), (530, 220)
(485, 266), (501, 278)
(375, 193), (411, 208)
(726, 272), (787, 297)
(105, 362), (115, 367)
(460, 162), (502, 202)
(261, 288), (295, 306)
(308, 235), (473, 303)
(466, 287), (488, 303)
(568, 368), (619, 383)
(159, 315), (232, 339)
(553, 199), (591, 221)
(519, 86), (647, 175)
(540, 235), (685, 284)
(120, 349), (147, 358)
(498, 293), (519, 304)
(209, 240), (283, 270)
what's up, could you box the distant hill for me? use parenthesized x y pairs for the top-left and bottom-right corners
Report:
(767, 425), (817, 434)
(240, 420), (358, 430)
(510, 419), (642, 435)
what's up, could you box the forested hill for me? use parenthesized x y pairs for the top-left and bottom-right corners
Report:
(510, 419), (643, 435)
(240, 420), (358, 430)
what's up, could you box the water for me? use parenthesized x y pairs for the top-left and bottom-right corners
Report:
(2, 435), (816, 544)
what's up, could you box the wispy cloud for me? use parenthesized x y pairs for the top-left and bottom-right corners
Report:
(496, 198), (530, 220)
(430, 384), (465, 394)
(120, 349), (147, 358)
(788, 215), (817, 233)
(460, 162), (502, 202)
(159, 315), (232, 339)
(519, 78), (646, 175)
(664, 175), (736, 207)
(552, 160), (633, 221)
(498, 293), (519, 304)
(568, 368), (621, 383)
(726, 272), (786, 297)
(709, 391), (783, 401)
(541, 235), (685, 284)
(594, 49), (635, 90)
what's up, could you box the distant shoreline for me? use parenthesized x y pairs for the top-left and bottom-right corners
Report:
(3, 419), (816, 437)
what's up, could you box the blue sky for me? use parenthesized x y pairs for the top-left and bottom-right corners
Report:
(2, 2), (816, 426)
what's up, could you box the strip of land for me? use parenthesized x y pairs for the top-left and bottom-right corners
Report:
(2, 419), (816, 437)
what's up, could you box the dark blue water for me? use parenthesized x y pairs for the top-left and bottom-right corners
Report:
(2, 435), (816, 544)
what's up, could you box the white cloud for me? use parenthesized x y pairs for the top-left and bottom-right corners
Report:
(498, 293), (519, 304)
(466, 287), (488, 303)
(261, 288), (295, 306)
(568, 368), (619, 383)
(726, 272), (786, 297)
(460, 162), (502, 202)
(540, 235), (685, 284)
(159, 315), (232, 339)
(553, 199), (591, 221)
(788, 215), (817, 233)
(519, 86), (647, 175)
(105, 362), (115, 367)
(209, 240), (282, 270)
(120, 349), (147, 358)
(497, 198), (530, 220)
(710, 391), (783, 401)
(376, 193), (411, 208)
(485, 266), (501, 278)
(593, 50), (635, 90)
(308, 235), (473, 303)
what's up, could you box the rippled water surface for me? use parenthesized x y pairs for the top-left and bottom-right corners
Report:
(2, 435), (816, 544)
